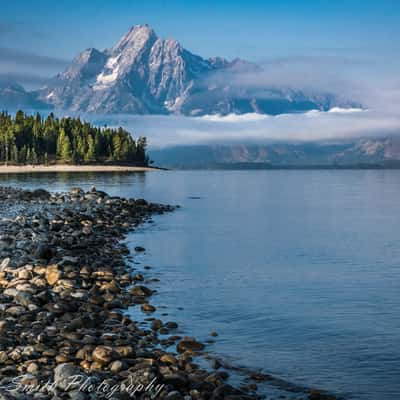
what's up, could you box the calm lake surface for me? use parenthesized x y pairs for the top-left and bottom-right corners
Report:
(1, 170), (400, 400)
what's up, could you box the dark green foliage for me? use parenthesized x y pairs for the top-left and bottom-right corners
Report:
(0, 111), (148, 165)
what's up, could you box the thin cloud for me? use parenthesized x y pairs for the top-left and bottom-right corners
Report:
(0, 47), (68, 68)
(0, 47), (69, 89)
(0, 72), (53, 86)
(201, 53), (393, 110)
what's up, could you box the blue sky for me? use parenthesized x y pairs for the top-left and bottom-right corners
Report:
(1, 0), (400, 62)
(1, 0), (400, 145)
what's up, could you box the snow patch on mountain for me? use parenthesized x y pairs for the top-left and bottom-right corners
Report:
(94, 55), (121, 90)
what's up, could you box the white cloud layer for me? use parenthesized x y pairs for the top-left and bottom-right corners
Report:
(90, 106), (400, 148)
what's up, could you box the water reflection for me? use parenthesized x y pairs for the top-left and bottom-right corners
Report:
(0, 172), (148, 197)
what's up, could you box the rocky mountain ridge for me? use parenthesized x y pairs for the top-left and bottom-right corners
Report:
(0, 25), (358, 115)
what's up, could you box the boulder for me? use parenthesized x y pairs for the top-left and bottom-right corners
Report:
(35, 244), (56, 261)
(177, 339), (205, 353)
(141, 303), (156, 313)
(92, 346), (115, 366)
(45, 264), (61, 285)
(130, 285), (152, 297)
(0, 258), (11, 271)
(54, 363), (86, 391)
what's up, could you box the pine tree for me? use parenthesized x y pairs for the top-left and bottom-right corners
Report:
(60, 136), (72, 162)
(120, 139), (130, 161)
(11, 144), (18, 163)
(0, 111), (148, 166)
(112, 135), (122, 161)
(56, 128), (67, 159)
(85, 135), (96, 162)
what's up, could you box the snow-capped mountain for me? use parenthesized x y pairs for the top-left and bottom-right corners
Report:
(35, 24), (357, 115)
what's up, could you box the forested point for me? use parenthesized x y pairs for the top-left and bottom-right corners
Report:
(0, 111), (149, 165)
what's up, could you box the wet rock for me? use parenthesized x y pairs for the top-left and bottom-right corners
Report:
(9, 348), (22, 362)
(177, 338), (205, 353)
(35, 244), (56, 262)
(6, 305), (25, 316)
(45, 264), (62, 285)
(211, 384), (246, 400)
(249, 372), (269, 381)
(0, 236), (14, 252)
(15, 291), (37, 308)
(54, 363), (86, 391)
(114, 346), (134, 358)
(26, 362), (39, 374)
(130, 285), (153, 297)
(0, 258), (11, 271)
(109, 360), (124, 373)
(32, 189), (51, 200)
(92, 346), (115, 366)
(141, 303), (156, 313)
(151, 319), (163, 331)
(166, 391), (184, 400)
(210, 359), (222, 370)
(160, 354), (178, 365)
(166, 321), (178, 329)
(70, 187), (84, 196)
(0, 351), (8, 363)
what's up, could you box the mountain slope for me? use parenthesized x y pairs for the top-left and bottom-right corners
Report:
(40, 24), (355, 115)
(0, 81), (50, 111)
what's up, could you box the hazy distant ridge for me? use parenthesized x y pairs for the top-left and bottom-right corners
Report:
(150, 138), (400, 168)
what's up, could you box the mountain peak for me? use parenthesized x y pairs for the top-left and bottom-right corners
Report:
(61, 47), (107, 81)
(132, 24), (154, 33)
(112, 24), (157, 54)
(79, 48), (106, 64)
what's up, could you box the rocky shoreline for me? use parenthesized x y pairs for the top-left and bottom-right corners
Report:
(0, 186), (337, 400)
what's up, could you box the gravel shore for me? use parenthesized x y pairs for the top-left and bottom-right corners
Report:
(0, 186), (337, 400)
(0, 186), (261, 400)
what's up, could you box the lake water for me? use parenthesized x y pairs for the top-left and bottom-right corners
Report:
(1, 170), (400, 400)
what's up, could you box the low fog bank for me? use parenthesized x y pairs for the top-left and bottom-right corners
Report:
(89, 107), (400, 149)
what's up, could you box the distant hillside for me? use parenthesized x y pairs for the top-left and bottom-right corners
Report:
(149, 139), (400, 169)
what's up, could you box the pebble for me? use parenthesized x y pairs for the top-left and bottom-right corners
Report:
(141, 303), (156, 313)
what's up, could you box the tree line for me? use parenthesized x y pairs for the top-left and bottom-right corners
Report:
(0, 111), (149, 165)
